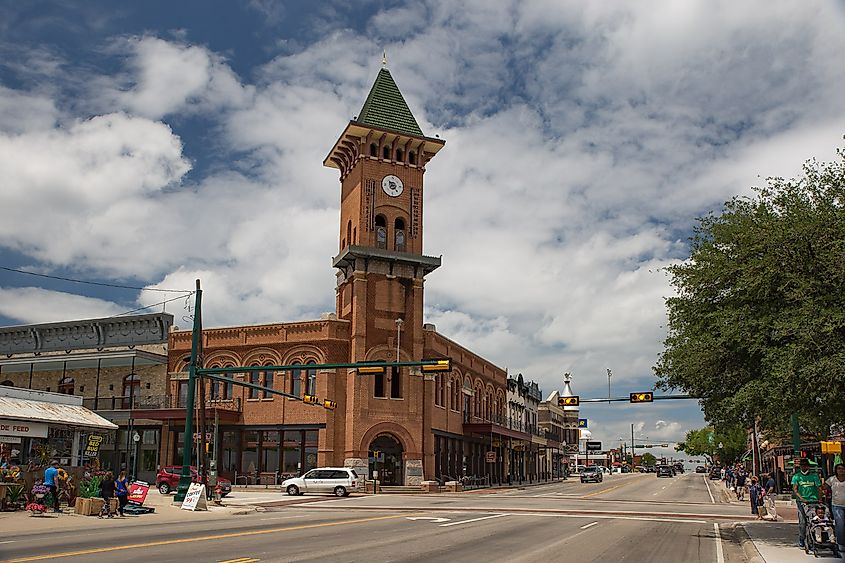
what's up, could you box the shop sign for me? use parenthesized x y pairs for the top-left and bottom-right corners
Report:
(0, 420), (48, 438)
(485, 451), (496, 463)
(128, 481), (150, 506)
(84, 434), (104, 458)
(1, 436), (22, 443)
(586, 441), (603, 451)
(181, 483), (208, 511)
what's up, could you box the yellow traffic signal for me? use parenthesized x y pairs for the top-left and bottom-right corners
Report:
(421, 359), (452, 373)
(357, 365), (386, 375)
(558, 396), (580, 407)
(630, 392), (654, 403)
(323, 399), (337, 410)
(303, 394), (319, 405)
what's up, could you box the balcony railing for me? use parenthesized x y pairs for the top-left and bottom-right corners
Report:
(83, 395), (242, 412)
(462, 413), (553, 439)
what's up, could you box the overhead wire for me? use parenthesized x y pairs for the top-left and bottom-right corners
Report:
(0, 266), (193, 293)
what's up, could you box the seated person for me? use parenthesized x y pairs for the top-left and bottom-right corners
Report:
(811, 505), (833, 544)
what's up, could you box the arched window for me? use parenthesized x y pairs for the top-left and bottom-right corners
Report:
(122, 374), (139, 408)
(290, 362), (302, 397)
(409, 151), (416, 165)
(435, 376), (444, 407)
(394, 218), (406, 252)
(352, 227), (357, 244)
(375, 215), (387, 249)
(374, 365), (386, 398)
(390, 365), (402, 399)
(263, 364), (274, 399)
(346, 220), (352, 249)
(370, 143), (377, 157)
(249, 366), (260, 399)
(0, 380), (13, 387)
(58, 377), (74, 395)
(306, 361), (317, 396)
(382, 146), (390, 160)
(396, 149), (403, 162)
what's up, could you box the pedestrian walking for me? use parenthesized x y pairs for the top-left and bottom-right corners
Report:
(43, 460), (61, 513)
(115, 470), (129, 517)
(826, 463), (845, 555)
(736, 470), (747, 501)
(792, 458), (822, 549)
(99, 471), (116, 518)
(763, 472), (778, 521)
(749, 476), (763, 519)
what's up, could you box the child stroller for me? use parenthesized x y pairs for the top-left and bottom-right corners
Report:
(804, 503), (840, 558)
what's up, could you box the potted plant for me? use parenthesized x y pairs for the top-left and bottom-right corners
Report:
(76, 475), (102, 516)
(6, 484), (25, 511)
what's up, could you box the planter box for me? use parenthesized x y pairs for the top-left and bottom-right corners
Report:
(75, 497), (92, 515)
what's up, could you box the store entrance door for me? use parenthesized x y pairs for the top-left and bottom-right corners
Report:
(369, 434), (403, 486)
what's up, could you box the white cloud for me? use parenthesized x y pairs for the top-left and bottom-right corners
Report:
(0, 287), (125, 324)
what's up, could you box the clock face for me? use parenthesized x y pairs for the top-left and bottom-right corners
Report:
(381, 175), (404, 197)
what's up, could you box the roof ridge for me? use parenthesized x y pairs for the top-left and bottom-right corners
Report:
(356, 68), (424, 137)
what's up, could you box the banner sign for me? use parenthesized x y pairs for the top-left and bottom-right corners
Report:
(0, 420), (48, 438)
(180, 483), (208, 511)
(586, 441), (603, 451)
(578, 419), (588, 429)
(127, 481), (150, 506)
(84, 434), (104, 458)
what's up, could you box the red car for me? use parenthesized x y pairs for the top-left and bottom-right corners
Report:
(155, 466), (231, 497)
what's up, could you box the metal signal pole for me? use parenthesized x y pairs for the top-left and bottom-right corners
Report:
(175, 279), (202, 503)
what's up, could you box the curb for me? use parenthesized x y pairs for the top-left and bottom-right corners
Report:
(734, 523), (766, 563)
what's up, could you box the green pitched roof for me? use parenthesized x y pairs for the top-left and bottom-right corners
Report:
(356, 69), (424, 137)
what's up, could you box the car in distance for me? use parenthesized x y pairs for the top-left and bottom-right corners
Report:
(656, 465), (674, 478)
(709, 468), (722, 480)
(580, 466), (603, 483)
(282, 467), (361, 497)
(673, 463), (685, 474)
(695, 466), (707, 473)
(155, 466), (231, 496)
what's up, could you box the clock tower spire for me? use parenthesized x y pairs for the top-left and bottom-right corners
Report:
(324, 66), (444, 362)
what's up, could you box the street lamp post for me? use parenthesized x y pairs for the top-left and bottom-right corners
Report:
(395, 318), (403, 361)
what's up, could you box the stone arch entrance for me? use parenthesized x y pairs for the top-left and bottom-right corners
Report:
(369, 434), (404, 486)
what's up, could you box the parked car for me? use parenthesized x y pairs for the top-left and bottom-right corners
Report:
(709, 468), (722, 480)
(580, 466), (603, 483)
(282, 467), (361, 497)
(656, 465), (674, 478)
(695, 466), (707, 473)
(620, 465), (631, 473)
(673, 463), (685, 474)
(156, 466), (231, 496)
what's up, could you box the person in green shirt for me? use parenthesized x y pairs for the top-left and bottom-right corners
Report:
(792, 458), (822, 548)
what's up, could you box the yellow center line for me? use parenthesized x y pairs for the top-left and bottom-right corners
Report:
(580, 475), (644, 498)
(219, 559), (258, 563)
(2, 513), (418, 563)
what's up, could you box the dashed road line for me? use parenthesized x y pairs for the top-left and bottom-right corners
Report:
(714, 523), (725, 563)
(580, 521), (599, 529)
(440, 514), (509, 527)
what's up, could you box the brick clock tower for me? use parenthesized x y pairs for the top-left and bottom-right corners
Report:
(324, 65), (445, 484)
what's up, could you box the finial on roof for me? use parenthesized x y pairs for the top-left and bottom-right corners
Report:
(382, 49), (388, 68)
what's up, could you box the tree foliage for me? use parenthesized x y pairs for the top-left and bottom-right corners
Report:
(640, 452), (657, 466)
(655, 147), (845, 437)
(675, 425), (746, 465)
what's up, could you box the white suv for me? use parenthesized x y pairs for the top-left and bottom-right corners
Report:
(282, 467), (361, 497)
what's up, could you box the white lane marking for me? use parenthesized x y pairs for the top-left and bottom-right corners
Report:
(580, 521), (599, 529)
(714, 522), (725, 563)
(406, 516), (451, 523)
(513, 513), (708, 525)
(0, 540), (16, 544)
(440, 513), (509, 527)
(704, 475), (715, 504)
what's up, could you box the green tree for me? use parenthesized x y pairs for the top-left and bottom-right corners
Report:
(641, 452), (657, 466)
(675, 425), (746, 465)
(654, 147), (845, 437)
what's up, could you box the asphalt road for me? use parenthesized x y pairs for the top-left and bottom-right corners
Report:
(1, 472), (753, 563)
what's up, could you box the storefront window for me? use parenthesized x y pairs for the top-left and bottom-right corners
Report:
(242, 431), (259, 475)
(283, 430), (301, 476)
(261, 431), (279, 473)
(304, 430), (318, 473)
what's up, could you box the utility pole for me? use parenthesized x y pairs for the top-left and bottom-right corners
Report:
(175, 280), (202, 503)
(631, 423), (635, 465)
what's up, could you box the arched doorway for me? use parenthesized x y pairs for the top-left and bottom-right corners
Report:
(369, 434), (403, 486)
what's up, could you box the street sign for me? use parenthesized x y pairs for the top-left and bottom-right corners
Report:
(578, 419), (588, 429)
(586, 441), (602, 451)
(559, 396), (579, 407)
(180, 483), (208, 511)
(127, 481), (150, 506)
(629, 392), (654, 403)
(486, 451), (496, 463)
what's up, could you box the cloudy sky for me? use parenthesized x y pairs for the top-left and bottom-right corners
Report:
(2, 0), (844, 457)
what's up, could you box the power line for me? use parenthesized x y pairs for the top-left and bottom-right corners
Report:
(0, 266), (193, 293)
(110, 292), (196, 318)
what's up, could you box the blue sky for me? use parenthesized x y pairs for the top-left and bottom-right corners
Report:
(2, 0), (845, 456)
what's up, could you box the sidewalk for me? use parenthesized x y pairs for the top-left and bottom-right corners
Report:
(741, 521), (841, 562)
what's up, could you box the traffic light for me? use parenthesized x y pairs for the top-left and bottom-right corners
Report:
(323, 399), (337, 410)
(421, 359), (452, 373)
(558, 396), (580, 407)
(630, 392), (654, 403)
(303, 394), (319, 405)
(357, 364), (386, 375)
